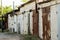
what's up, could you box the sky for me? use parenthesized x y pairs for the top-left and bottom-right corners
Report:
(0, 0), (27, 9)
(0, 0), (43, 9)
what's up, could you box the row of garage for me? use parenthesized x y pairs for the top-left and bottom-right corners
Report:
(7, 0), (60, 40)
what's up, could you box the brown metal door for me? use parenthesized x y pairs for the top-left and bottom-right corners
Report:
(33, 10), (39, 36)
(42, 7), (51, 40)
(4, 16), (8, 29)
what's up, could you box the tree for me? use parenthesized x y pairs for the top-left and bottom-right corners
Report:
(0, 6), (12, 16)
(0, 6), (12, 20)
(21, 0), (29, 3)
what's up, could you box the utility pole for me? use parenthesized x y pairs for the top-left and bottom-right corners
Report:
(1, 0), (3, 15)
(12, 1), (15, 32)
(13, 1), (15, 15)
(35, 0), (38, 13)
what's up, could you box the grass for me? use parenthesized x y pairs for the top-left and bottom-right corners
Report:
(0, 29), (9, 32)
(0, 29), (2, 32)
(21, 34), (40, 40)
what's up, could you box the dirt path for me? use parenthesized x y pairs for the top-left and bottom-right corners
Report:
(0, 33), (21, 40)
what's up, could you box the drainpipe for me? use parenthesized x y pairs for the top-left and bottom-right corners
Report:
(12, 1), (15, 16)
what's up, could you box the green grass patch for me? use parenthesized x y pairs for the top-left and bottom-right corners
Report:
(22, 35), (40, 40)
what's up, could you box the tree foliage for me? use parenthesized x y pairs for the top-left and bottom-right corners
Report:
(21, 0), (28, 2)
(0, 6), (12, 16)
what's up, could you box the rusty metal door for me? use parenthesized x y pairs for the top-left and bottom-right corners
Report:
(33, 10), (39, 36)
(42, 7), (51, 40)
(4, 16), (8, 29)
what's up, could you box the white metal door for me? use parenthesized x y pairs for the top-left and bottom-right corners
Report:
(56, 4), (60, 40)
(19, 14), (24, 34)
(30, 12), (33, 34)
(38, 9), (43, 39)
(23, 13), (29, 34)
(50, 5), (58, 40)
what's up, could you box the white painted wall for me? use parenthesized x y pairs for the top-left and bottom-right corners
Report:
(8, 15), (14, 32)
(8, 14), (11, 30)
(13, 15), (17, 32)
(23, 12), (29, 34)
(19, 14), (24, 34)
(38, 1), (58, 40)
(20, 1), (35, 34)
(30, 12), (33, 34)
(19, 12), (29, 34)
(20, 2), (35, 13)
(38, 1), (56, 8)
(16, 14), (21, 33)
(19, 12), (34, 34)
(38, 9), (43, 39)
(24, 2), (35, 11)
(8, 14), (17, 32)
(20, 12), (33, 34)
(50, 5), (58, 40)
(36, 0), (44, 3)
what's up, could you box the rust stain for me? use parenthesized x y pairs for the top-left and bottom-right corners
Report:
(33, 10), (39, 36)
(42, 6), (51, 40)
